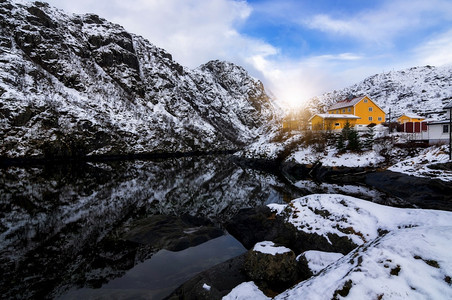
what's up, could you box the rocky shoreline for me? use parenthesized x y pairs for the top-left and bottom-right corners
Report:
(233, 157), (452, 211)
(166, 157), (452, 299)
(0, 150), (239, 167)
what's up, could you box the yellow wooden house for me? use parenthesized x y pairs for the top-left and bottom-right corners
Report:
(397, 113), (425, 124)
(310, 95), (386, 130)
(309, 114), (360, 130)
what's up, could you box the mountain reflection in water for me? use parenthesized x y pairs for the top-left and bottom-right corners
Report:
(0, 155), (394, 299)
(0, 156), (290, 299)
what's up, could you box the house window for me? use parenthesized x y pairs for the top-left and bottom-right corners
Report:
(443, 125), (449, 133)
(369, 117), (373, 121)
(342, 109), (345, 113)
(348, 108), (351, 112)
(336, 110), (339, 114)
(335, 123), (340, 127)
(369, 107), (373, 112)
(364, 99), (368, 103)
(378, 117), (382, 121)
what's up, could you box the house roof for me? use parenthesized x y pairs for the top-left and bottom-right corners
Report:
(328, 95), (387, 114)
(309, 113), (361, 121)
(328, 96), (364, 110)
(399, 113), (425, 119)
(427, 120), (451, 125)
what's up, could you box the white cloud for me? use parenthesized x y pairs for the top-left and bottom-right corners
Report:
(305, 0), (452, 46)
(414, 29), (452, 66)
(41, 0), (275, 69)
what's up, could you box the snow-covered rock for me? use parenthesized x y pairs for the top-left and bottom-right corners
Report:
(308, 65), (452, 120)
(244, 241), (301, 291)
(228, 194), (452, 299)
(0, 0), (281, 159)
(278, 226), (452, 299)
(223, 282), (270, 300)
(268, 194), (451, 246)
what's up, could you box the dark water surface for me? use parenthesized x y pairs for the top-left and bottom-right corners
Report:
(60, 234), (245, 300)
(0, 155), (396, 299)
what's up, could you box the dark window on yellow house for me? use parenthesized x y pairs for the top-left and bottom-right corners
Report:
(342, 109), (345, 113)
(369, 107), (373, 112)
(364, 99), (368, 103)
(336, 110), (339, 113)
(378, 117), (382, 121)
(335, 123), (340, 126)
(369, 116), (373, 121)
(348, 108), (351, 112)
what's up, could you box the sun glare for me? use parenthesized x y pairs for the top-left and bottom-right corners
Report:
(271, 83), (314, 109)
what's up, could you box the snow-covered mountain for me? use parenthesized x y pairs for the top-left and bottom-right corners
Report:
(0, 0), (281, 159)
(308, 65), (452, 120)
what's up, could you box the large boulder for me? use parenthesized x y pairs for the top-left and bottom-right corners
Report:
(225, 206), (357, 255)
(244, 241), (311, 292)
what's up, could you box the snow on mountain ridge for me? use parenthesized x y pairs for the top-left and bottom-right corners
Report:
(0, 0), (281, 159)
(308, 65), (452, 120)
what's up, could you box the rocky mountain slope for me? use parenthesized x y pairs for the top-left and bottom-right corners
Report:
(308, 65), (452, 120)
(0, 0), (280, 160)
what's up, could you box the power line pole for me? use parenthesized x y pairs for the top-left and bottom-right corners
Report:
(445, 102), (452, 161)
(443, 101), (452, 160)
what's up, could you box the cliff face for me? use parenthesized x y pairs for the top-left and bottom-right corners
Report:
(308, 65), (452, 120)
(0, 0), (281, 159)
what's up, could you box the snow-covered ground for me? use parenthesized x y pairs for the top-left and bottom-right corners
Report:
(224, 194), (452, 299)
(289, 145), (385, 168)
(389, 145), (452, 182)
(242, 128), (452, 182)
(300, 250), (344, 275)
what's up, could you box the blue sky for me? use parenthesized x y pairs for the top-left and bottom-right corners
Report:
(32, 0), (452, 106)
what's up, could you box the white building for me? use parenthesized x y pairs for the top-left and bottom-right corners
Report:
(410, 101), (451, 148)
(423, 120), (450, 144)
